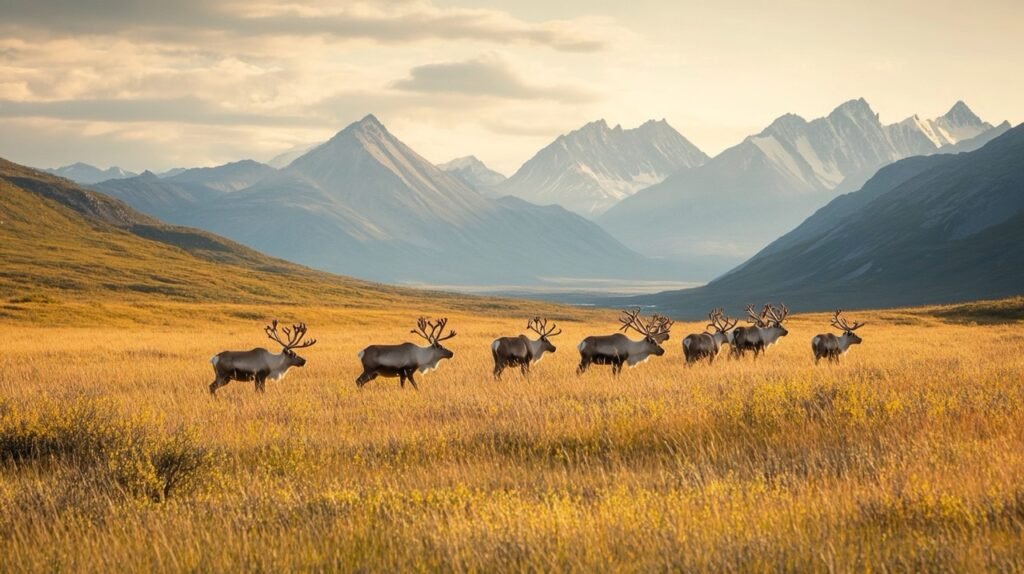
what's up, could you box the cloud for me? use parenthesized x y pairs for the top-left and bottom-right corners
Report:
(391, 56), (596, 102)
(0, 1), (616, 172)
(0, 97), (320, 127)
(0, 0), (606, 52)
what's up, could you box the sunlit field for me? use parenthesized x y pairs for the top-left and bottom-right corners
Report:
(2, 299), (1024, 572)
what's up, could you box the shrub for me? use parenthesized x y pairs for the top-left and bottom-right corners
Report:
(0, 399), (217, 502)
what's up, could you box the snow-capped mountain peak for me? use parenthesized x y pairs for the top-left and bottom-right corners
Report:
(497, 118), (709, 217)
(598, 98), (1009, 280)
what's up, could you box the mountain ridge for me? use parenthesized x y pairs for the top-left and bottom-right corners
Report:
(610, 124), (1024, 317)
(95, 114), (658, 286)
(598, 99), (1007, 279)
(496, 118), (709, 216)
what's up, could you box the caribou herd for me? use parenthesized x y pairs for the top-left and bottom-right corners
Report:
(208, 306), (866, 394)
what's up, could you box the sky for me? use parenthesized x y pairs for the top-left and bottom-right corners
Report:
(0, 0), (1020, 174)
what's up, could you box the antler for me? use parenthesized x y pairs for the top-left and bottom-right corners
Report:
(708, 308), (737, 333)
(265, 320), (317, 350)
(412, 317), (456, 344)
(619, 308), (672, 338)
(830, 309), (864, 332)
(745, 304), (768, 327)
(433, 318), (457, 342)
(651, 314), (674, 337)
(618, 308), (644, 334)
(528, 317), (562, 338)
(764, 303), (789, 325)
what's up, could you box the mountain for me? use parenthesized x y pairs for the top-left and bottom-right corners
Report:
(496, 119), (709, 217)
(620, 124), (1024, 317)
(94, 160), (276, 223)
(0, 156), (361, 302)
(0, 156), (571, 323)
(437, 156), (506, 192)
(97, 115), (654, 286)
(44, 162), (137, 184)
(164, 160), (276, 193)
(157, 167), (188, 178)
(268, 143), (319, 168)
(599, 99), (1007, 278)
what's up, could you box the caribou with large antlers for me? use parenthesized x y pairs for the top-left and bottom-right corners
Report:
(356, 317), (457, 389)
(577, 308), (673, 376)
(812, 310), (865, 364)
(491, 317), (561, 380)
(209, 320), (318, 395)
(731, 303), (790, 359)
(682, 308), (737, 365)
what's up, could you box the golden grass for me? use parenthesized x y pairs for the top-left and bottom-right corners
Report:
(2, 301), (1024, 572)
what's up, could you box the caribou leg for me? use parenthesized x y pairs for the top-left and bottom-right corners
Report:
(576, 358), (590, 376)
(406, 370), (419, 390)
(209, 377), (228, 396)
(493, 362), (504, 381)
(356, 370), (377, 387)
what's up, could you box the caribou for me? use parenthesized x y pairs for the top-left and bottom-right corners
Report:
(812, 310), (865, 364)
(491, 317), (561, 380)
(577, 308), (673, 376)
(356, 317), (456, 389)
(731, 303), (790, 359)
(209, 320), (317, 395)
(682, 308), (737, 365)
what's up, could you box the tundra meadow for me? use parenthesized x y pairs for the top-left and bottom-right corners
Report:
(2, 299), (1023, 571)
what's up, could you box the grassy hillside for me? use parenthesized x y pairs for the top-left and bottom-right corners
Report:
(0, 158), (591, 325)
(1, 300), (1023, 571)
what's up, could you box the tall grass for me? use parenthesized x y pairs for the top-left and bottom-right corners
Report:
(1, 303), (1023, 571)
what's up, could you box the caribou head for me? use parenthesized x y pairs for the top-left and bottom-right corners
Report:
(410, 317), (457, 359)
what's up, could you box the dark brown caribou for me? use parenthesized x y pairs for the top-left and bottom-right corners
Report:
(682, 308), (737, 365)
(356, 317), (456, 389)
(731, 303), (790, 359)
(491, 317), (561, 380)
(577, 308), (673, 376)
(209, 320), (317, 395)
(812, 310), (865, 364)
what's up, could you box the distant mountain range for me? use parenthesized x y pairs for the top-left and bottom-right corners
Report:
(617, 123), (1024, 316)
(1, 156), (367, 303)
(598, 100), (1010, 279)
(437, 156), (506, 192)
(96, 115), (654, 286)
(495, 119), (709, 217)
(0, 156), (562, 320)
(96, 160), (277, 222)
(44, 162), (138, 184)
(49, 98), (1017, 294)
